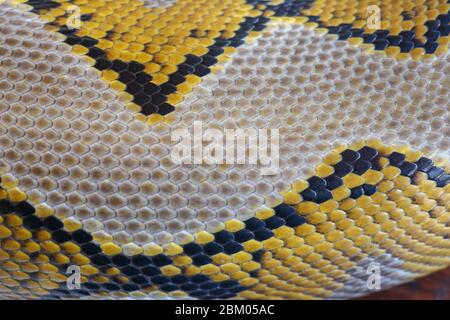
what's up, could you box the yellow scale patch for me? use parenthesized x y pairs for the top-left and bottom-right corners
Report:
(0, 170), (171, 299)
(0, 193), (67, 298)
(14, 0), (266, 124)
(1, 139), (448, 299)
(235, 140), (450, 299)
(297, 0), (450, 59)
(0, 0), (449, 299)
(13, 0), (448, 127)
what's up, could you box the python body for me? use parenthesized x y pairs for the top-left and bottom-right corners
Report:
(0, 0), (449, 300)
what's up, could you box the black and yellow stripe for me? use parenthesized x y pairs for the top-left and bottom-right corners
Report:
(21, 0), (273, 120)
(21, 0), (449, 122)
(0, 0), (449, 300)
(1, 140), (448, 299)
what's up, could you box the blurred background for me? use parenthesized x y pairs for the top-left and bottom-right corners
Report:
(358, 267), (450, 300)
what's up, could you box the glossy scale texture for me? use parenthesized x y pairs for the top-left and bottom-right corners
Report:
(0, 0), (448, 300)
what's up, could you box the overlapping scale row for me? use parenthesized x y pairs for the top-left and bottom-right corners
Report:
(0, 0), (448, 300)
(248, 0), (450, 57)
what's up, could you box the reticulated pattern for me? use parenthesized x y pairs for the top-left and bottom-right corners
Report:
(0, 0), (448, 300)
(142, 0), (177, 8)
